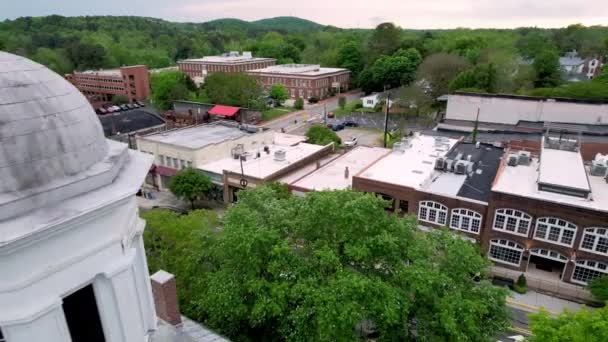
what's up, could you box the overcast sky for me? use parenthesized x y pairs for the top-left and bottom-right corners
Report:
(2, 0), (607, 29)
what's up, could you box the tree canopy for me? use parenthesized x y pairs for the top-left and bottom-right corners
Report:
(269, 84), (289, 105)
(529, 307), (608, 342)
(150, 71), (199, 111)
(144, 186), (510, 341)
(202, 73), (264, 109)
(305, 125), (342, 146)
(168, 168), (213, 209)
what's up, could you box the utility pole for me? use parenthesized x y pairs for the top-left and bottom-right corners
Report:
(383, 92), (391, 148)
(323, 103), (327, 126)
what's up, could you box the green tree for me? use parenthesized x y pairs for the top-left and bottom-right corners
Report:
(337, 41), (363, 78)
(269, 84), (289, 106)
(395, 85), (433, 117)
(150, 71), (198, 111)
(203, 73), (263, 108)
(450, 63), (498, 93)
(368, 22), (402, 62)
(529, 307), (608, 342)
(305, 125), (341, 146)
(588, 274), (608, 301)
(168, 168), (213, 209)
(294, 97), (304, 110)
(361, 48), (422, 93)
(533, 50), (561, 88)
(184, 187), (509, 340)
(417, 53), (471, 100)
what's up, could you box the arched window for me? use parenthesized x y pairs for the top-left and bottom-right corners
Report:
(492, 209), (532, 237)
(489, 239), (524, 266)
(418, 201), (448, 225)
(530, 248), (568, 262)
(450, 208), (482, 234)
(571, 260), (608, 285)
(533, 217), (577, 247)
(580, 227), (608, 256)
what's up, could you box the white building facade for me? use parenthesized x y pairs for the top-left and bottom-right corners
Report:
(0, 52), (157, 342)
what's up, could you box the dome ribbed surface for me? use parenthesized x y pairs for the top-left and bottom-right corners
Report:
(0, 51), (108, 193)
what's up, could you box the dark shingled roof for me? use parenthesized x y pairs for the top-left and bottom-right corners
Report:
(99, 109), (165, 137)
(445, 142), (504, 202)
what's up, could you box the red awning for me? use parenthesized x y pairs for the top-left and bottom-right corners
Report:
(155, 165), (178, 177)
(208, 105), (240, 117)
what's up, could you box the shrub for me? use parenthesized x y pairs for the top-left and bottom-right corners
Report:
(588, 274), (608, 302)
(305, 125), (341, 146)
(294, 98), (304, 110)
(514, 274), (527, 294)
(338, 96), (347, 109)
(353, 100), (363, 109)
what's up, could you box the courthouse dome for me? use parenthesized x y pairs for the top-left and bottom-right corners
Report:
(0, 51), (108, 193)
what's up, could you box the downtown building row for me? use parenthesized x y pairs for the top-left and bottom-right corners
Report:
(178, 51), (351, 100)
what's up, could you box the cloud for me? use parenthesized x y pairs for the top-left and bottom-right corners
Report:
(1, 0), (607, 28)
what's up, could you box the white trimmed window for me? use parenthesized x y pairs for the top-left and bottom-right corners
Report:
(418, 201), (448, 225)
(489, 239), (524, 266)
(580, 227), (608, 256)
(533, 217), (577, 247)
(571, 260), (608, 285)
(530, 248), (568, 262)
(450, 208), (482, 234)
(492, 208), (532, 236)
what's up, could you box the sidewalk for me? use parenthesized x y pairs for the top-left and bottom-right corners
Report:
(137, 189), (188, 211)
(507, 290), (584, 315)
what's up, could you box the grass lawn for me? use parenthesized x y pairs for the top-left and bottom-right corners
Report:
(261, 106), (296, 121)
(334, 99), (377, 116)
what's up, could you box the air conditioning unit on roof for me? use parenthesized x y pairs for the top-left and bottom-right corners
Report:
(435, 157), (445, 170)
(507, 153), (518, 166)
(518, 151), (531, 165)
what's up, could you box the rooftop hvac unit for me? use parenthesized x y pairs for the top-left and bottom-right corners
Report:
(243, 51), (252, 58)
(274, 149), (286, 161)
(393, 142), (407, 153)
(435, 157), (445, 170)
(591, 161), (608, 177)
(445, 159), (454, 172)
(507, 153), (519, 167)
(455, 160), (468, 174)
(518, 151), (531, 166)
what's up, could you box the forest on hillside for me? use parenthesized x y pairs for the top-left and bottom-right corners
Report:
(1, 15), (607, 100)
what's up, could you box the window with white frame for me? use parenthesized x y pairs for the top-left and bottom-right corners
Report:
(530, 248), (568, 262)
(418, 201), (448, 225)
(571, 260), (608, 285)
(492, 208), (532, 236)
(489, 239), (524, 266)
(533, 217), (577, 247)
(450, 208), (482, 234)
(580, 227), (608, 256)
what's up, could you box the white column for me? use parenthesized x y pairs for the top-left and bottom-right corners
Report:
(2, 301), (71, 342)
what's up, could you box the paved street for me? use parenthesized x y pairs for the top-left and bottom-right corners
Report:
(260, 90), (362, 130)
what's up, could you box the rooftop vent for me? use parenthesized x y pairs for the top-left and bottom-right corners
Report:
(435, 157), (445, 170)
(507, 153), (519, 166)
(455, 160), (472, 174)
(518, 151), (531, 166)
(274, 149), (286, 161)
(591, 153), (608, 177)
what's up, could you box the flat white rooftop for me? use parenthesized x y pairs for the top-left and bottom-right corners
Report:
(358, 135), (458, 189)
(182, 56), (274, 63)
(77, 69), (122, 77)
(248, 64), (348, 76)
(493, 157), (608, 213)
(538, 142), (590, 193)
(293, 146), (390, 191)
(199, 142), (326, 180)
(140, 123), (249, 149)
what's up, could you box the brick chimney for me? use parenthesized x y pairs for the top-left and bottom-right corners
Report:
(151, 270), (182, 325)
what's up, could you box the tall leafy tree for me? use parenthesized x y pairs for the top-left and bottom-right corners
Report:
(269, 84), (289, 105)
(367, 22), (402, 62)
(148, 186), (509, 341)
(168, 168), (213, 209)
(203, 73), (263, 108)
(533, 50), (561, 88)
(150, 71), (198, 111)
(529, 307), (608, 342)
(337, 41), (364, 79)
(417, 53), (471, 99)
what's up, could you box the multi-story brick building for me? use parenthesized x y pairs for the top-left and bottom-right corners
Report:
(178, 51), (276, 85)
(65, 65), (150, 109)
(246, 64), (351, 100)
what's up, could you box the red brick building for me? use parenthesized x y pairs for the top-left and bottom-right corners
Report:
(246, 64), (351, 100)
(178, 51), (276, 85)
(341, 133), (608, 292)
(65, 65), (150, 109)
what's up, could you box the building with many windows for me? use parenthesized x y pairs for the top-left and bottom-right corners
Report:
(65, 65), (150, 109)
(247, 64), (351, 100)
(178, 51), (276, 85)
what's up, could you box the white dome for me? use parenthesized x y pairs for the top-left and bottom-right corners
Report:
(0, 51), (108, 193)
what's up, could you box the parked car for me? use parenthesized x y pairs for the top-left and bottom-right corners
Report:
(131, 103), (140, 108)
(327, 112), (335, 119)
(127, 103), (137, 109)
(331, 123), (345, 131)
(96, 107), (107, 115)
(120, 104), (129, 111)
(308, 96), (320, 104)
(342, 120), (359, 127)
(105, 106), (115, 113)
(111, 105), (121, 112)
(136, 101), (145, 107)
(344, 136), (358, 147)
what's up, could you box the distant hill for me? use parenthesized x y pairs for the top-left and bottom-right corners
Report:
(203, 16), (324, 33)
